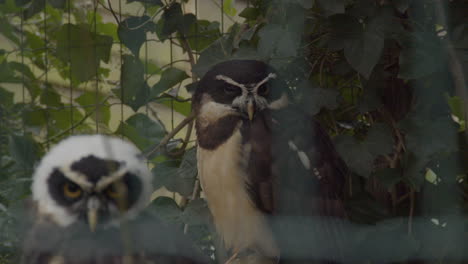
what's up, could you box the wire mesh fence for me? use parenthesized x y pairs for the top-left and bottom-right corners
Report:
(0, 0), (467, 263)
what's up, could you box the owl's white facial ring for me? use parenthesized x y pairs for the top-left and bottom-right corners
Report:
(44, 166), (142, 231)
(32, 135), (153, 231)
(216, 73), (276, 120)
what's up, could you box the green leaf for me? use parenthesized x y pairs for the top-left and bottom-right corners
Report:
(296, 0), (314, 8)
(222, 0), (237, 16)
(446, 95), (465, 130)
(87, 12), (118, 41)
(8, 134), (41, 170)
(113, 54), (150, 111)
(158, 98), (192, 117)
(398, 32), (445, 79)
(0, 87), (14, 107)
(393, 0), (412, 13)
(178, 14), (197, 36)
(160, 3), (183, 36)
(24, 32), (46, 69)
(9, 62), (35, 80)
(346, 193), (389, 224)
(316, 0), (344, 16)
(127, 0), (162, 6)
(40, 88), (63, 108)
(151, 67), (189, 97)
(152, 148), (198, 197)
(48, 106), (87, 134)
(176, 148), (198, 197)
(344, 31), (383, 79)
(49, 0), (65, 8)
(23, 107), (47, 127)
(185, 20), (221, 52)
(335, 123), (393, 177)
(118, 16), (155, 56)
(150, 196), (182, 223)
(373, 168), (402, 189)
(152, 160), (180, 191)
(0, 16), (20, 45)
(259, 4), (305, 58)
(23, 0), (45, 19)
(335, 135), (375, 177)
(117, 113), (166, 151)
(145, 61), (162, 75)
(0, 61), (18, 83)
(328, 14), (362, 51)
(365, 123), (394, 156)
(329, 11), (397, 78)
(401, 115), (458, 159)
(296, 80), (339, 115)
(258, 24), (300, 58)
(55, 23), (113, 83)
(75, 91), (110, 125)
(181, 198), (210, 226)
(239, 7), (260, 20)
(192, 29), (236, 77)
(1, 0), (21, 13)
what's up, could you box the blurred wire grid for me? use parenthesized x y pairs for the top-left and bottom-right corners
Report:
(1, 0), (467, 263)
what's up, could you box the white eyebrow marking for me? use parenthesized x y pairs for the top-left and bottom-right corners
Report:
(253, 73), (277, 92)
(216, 73), (277, 93)
(216, 75), (247, 89)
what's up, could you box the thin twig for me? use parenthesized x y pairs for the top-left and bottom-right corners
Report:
(167, 119), (194, 157)
(125, 6), (166, 30)
(106, 0), (120, 24)
(433, 0), (468, 142)
(408, 189), (415, 235)
(41, 109), (95, 145)
(319, 55), (326, 87)
(154, 94), (192, 103)
(144, 112), (196, 158)
(183, 179), (201, 234)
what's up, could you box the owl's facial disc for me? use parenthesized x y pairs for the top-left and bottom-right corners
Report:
(47, 163), (142, 231)
(216, 73), (276, 121)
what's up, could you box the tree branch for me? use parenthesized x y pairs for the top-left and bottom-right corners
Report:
(144, 112), (196, 158)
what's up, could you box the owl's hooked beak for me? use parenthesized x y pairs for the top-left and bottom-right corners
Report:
(88, 209), (98, 232)
(87, 197), (100, 232)
(246, 97), (255, 121)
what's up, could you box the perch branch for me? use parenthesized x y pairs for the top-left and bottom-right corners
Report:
(144, 112), (195, 158)
(106, 0), (120, 24)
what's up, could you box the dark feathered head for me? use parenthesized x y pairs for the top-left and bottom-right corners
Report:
(193, 60), (289, 121)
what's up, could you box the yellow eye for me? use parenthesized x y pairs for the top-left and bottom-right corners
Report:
(63, 182), (82, 199)
(106, 183), (127, 199)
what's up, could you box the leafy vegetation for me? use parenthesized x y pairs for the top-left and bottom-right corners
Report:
(0, 0), (467, 263)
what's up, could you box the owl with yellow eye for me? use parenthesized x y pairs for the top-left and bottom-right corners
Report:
(21, 134), (208, 264)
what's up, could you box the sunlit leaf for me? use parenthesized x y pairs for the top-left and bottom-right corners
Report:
(75, 91), (111, 125)
(55, 23), (113, 83)
(8, 134), (41, 170)
(185, 20), (221, 52)
(222, 0), (237, 16)
(113, 54), (150, 111)
(118, 16), (155, 56)
(158, 98), (192, 117)
(0, 87), (14, 107)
